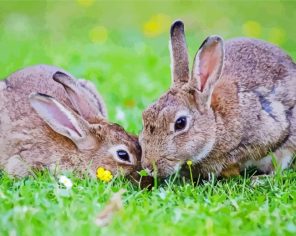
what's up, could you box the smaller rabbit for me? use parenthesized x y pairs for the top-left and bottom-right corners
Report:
(0, 65), (141, 178)
(140, 21), (296, 178)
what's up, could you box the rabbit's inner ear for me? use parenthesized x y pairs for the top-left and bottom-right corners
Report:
(29, 93), (97, 151)
(53, 71), (104, 124)
(191, 36), (224, 92)
(170, 20), (190, 87)
(190, 36), (224, 106)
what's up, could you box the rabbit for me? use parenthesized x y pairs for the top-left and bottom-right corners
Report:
(139, 20), (296, 178)
(0, 65), (141, 178)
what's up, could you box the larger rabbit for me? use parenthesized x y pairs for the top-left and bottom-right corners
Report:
(140, 21), (296, 178)
(0, 65), (141, 177)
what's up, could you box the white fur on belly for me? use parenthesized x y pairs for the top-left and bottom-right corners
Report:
(242, 148), (294, 173)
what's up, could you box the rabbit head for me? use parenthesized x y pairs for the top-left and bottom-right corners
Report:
(140, 21), (224, 177)
(29, 71), (141, 177)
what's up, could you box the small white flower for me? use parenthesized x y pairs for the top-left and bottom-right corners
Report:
(115, 107), (125, 121)
(59, 175), (73, 190)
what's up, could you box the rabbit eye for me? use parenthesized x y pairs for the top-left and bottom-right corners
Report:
(116, 149), (130, 162)
(174, 116), (187, 131)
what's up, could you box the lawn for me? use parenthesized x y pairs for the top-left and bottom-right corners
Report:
(0, 1), (296, 235)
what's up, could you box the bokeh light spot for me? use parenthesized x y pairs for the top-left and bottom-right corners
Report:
(89, 26), (108, 43)
(76, 0), (95, 7)
(143, 14), (171, 37)
(269, 27), (286, 45)
(124, 99), (136, 108)
(242, 21), (262, 38)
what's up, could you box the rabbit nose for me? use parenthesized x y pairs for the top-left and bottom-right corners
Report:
(144, 168), (153, 176)
(141, 159), (153, 173)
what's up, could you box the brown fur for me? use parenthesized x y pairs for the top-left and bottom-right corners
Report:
(0, 65), (141, 177)
(140, 21), (296, 178)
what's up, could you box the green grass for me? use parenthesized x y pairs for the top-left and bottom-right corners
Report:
(1, 1), (296, 235)
(0, 170), (295, 235)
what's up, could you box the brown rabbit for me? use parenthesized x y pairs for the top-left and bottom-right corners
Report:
(0, 65), (141, 178)
(140, 21), (296, 178)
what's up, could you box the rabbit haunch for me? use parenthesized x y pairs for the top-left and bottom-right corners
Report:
(0, 65), (141, 177)
(140, 21), (296, 178)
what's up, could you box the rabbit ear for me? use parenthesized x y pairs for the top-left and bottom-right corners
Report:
(77, 79), (107, 118)
(53, 71), (105, 124)
(170, 20), (190, 87)
(190, 36), (224, 107)
(29, 93), (97, 151)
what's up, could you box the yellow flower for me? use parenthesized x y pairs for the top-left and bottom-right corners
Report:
(187, 160), (194, 186)
(187, 160), (193, 166)
(96, 167), (113, 183)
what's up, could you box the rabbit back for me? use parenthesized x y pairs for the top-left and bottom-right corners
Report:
(199, 38), (296, 175)
(223, 38), (296, 106)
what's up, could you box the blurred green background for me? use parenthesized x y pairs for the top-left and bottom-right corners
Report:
(1, 2), (296, 235)
(1, 0), (296, 134)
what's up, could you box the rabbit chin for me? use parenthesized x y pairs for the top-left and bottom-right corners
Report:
(191, 140), (215, 163)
